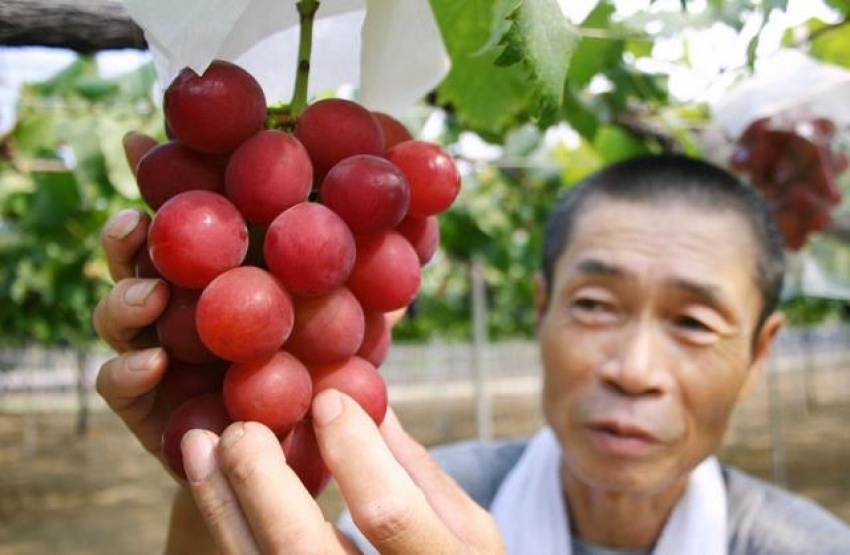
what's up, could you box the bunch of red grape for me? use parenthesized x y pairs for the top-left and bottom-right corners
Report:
(729, 116), (848, 251)
(132, 60), (459, 495)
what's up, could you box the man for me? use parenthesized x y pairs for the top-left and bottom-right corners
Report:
(94, 138), (850, 554)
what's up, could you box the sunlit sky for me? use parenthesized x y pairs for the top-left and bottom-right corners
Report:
(0, 0), (841, 134)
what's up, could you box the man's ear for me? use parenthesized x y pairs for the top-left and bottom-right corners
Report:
(740, 311), (786, 400)
(534, 273), (548, 325)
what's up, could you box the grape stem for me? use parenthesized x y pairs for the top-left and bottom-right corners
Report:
(289, 0), (320, 123)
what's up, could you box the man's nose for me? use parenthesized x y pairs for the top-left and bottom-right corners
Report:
(600, 320), (669, 397)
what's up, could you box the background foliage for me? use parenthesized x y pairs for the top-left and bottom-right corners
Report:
(0, 57), (161, 347)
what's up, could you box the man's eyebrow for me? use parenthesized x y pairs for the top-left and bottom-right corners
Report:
(668, 278), (725, 306)
(575, 259), (623, 276)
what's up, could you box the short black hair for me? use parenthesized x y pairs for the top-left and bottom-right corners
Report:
(541, 154), (786, 332)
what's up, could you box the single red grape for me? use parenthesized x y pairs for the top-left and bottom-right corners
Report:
(196, 266), (294, 363)
(164, 60), (266, 154)
(223, 351), (312, 436)
(358, 310), (391, 367)
(264, 203), (356, 297)
(285, 287), (365, 366)
(157, 286), (218, 364)
(385, 140), (461, 217)
(294, 98), (383, 182)
(346, 231), (421, 312)
(310, 356), (388, 425)
(396, 215), (440, 265)
(373, 111), (413, 151)
(281, 418), (331, 498)
(159, 358), (229, 410)
(148, 190), (248, 289)
(134, 241), (161, 279)
(136, 140), (227, 210)
(162, 392), (232, 480)
(321, 154), (409, 236)
(225, 130), (313, 225)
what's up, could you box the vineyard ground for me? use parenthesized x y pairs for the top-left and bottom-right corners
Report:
(0, 367), (849, 555)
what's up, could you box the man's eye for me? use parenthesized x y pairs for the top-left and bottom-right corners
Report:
(569, 298), (617, 325)
(573, 298), (609, 312)
(675, 316), (711, 331)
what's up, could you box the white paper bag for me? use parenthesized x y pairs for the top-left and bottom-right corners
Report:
(120, 0), (450, 115)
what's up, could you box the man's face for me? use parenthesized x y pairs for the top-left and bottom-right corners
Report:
(537, 198), (781, 495)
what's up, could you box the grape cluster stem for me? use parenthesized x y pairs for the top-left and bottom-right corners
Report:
(290, 0), (321, 123)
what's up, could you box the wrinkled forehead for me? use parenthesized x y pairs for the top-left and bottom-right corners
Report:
(560, 197), (761, 288)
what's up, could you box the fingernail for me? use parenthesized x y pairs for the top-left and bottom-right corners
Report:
(182, 430), (217, 482)
(219, 422), (245, 450)
(105, 209), (141, 240)
(312, 389), (344, 426)
(124, 280), (158, 306)
(127, 348), (161, 372)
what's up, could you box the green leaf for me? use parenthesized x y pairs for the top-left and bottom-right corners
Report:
(11, 109), (60, 154)
(98, 117), (142, 199)
(561, 86), (601, 140)
(604, 66), (669, 110)
(811, 23), (850, 68)
(781, 26), (798, 47)
(625, 38), (654, 59)
(497, 0), (580, 112)
(592, 124), (652, 164)
(430, 0), (534, 137)
(28, 57), (97, 97)
(474, 0), (521, 56)
(113, 62), (158, 101)
(26, 171), (82, 234)
(765, 0), (788, 13)
(0, 168), (33, 203)
(746, 32), (760, 70)
(552, 139), (604, 185)
(567, 2), (625, 89)
(75, 76), (120, 101)
(825, 0), (850, 15)
(55, 116), (109, 197)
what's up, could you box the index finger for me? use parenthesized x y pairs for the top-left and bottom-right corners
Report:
(313, 391), (459, 555)
(379, 408), (503, 551)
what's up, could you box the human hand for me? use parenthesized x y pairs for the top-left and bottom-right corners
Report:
(92, 132), (174, 461)
(182, 389), (505, 555)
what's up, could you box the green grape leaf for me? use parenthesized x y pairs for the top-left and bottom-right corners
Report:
(430, 0), (534, 137)
(496, 0), (580, 114)
(566, 2), (623, 89)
